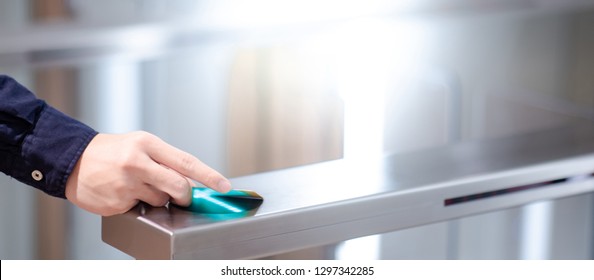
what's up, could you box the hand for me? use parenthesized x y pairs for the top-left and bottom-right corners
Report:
(65, 131), (232, 216)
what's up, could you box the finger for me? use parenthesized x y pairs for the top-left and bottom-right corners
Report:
(159, 164), (196, 187)
(140, 160), (193, 206)
(135, 183), (170, 207)
(146, 139), (232, 193)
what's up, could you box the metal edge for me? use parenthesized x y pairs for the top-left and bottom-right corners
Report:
(101, 212), (173, 259)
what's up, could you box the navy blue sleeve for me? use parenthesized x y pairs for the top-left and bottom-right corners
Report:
(0, 74), (98, 198)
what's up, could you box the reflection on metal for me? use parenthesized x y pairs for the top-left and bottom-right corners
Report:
(103, 123), (594, 259)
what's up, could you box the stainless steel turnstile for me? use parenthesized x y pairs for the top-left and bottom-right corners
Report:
(102, 123), (594, 259)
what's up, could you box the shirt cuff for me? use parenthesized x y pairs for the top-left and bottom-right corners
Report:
(15, 104), (98, 198)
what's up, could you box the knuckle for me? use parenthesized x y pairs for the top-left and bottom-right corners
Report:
(204, 173), (222, 187)
(131, 131), (159, 147)
(118, 151), (143, 173)
(171, 178), (190, 196)
(178, 154), (197, 173)
(119, 159), (135, 173)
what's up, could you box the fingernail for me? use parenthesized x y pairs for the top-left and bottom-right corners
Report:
(216, 180), (232, 193)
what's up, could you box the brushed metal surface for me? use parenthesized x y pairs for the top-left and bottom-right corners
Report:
(102, 123), (594, 259)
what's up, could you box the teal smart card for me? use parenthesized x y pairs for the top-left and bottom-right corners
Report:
(184, 187), (264, 214)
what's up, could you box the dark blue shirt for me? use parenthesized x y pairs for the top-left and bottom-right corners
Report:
(0, 75), (97, 198)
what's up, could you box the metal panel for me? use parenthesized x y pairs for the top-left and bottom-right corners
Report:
(102, 123), (594, 259)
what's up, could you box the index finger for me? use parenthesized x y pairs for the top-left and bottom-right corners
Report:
(146, 137), (232, 193)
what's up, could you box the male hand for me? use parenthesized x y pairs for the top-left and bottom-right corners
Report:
(65, 131), (232, 216)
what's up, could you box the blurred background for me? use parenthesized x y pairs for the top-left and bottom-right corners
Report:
(1, 0), (594, 259)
